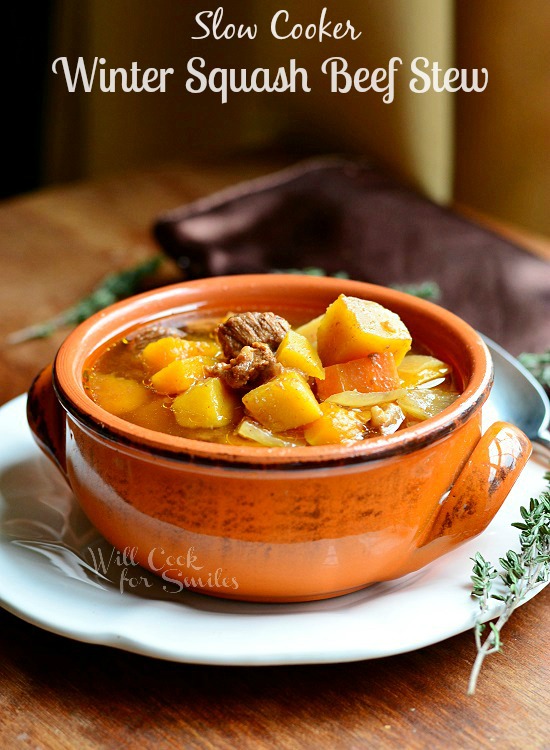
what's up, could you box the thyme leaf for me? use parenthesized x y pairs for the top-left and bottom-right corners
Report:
(389, 281), (441, 301)
(7, 256), (163, 344)
(272, 267), (350, 279)
(518, 351), (550, 390)
(274, 269), (441, 301)
(468, 471), (550, 694)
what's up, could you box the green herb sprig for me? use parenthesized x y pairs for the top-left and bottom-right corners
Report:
(468, 472), (550, 694)
(7, 256), (162, 344)
(519, 351), (550, 391)
(274, 269), (441, 302)
(272, 267), (350, 279)
(389, 281), (441, 301)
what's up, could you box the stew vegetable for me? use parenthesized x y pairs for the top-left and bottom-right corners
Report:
(84, 295), (459, 447)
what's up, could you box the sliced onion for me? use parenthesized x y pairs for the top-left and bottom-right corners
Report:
(398, 355), (451, 387)
(237, 419), (300, 448)
(326, 389), (407, 408)
(417, 377), (447, 389)
(397, 389), (458, 420)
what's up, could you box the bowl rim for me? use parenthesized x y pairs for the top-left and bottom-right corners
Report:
(52, 274), (493, 469)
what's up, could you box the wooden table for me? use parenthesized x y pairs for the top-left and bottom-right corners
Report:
(0, 162), (548, 750)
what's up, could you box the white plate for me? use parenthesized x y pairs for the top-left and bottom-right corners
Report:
(0, 394), (547, 665)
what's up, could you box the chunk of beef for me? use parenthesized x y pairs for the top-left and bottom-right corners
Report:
(216, 312), (291, 359)
(208, 343), (282, 389)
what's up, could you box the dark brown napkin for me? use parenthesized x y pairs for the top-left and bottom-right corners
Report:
(154, 159), (550, 355)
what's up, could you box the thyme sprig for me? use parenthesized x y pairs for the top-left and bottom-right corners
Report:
(275, 269), (441, 302)
(518, 351), (550, 391)
(468, 472), (550, 694)
(7, 256), (162, 344)
(272, 266), (350, 279)
(389, 280), (441, 301)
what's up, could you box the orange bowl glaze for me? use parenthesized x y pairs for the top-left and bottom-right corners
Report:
(27, 275), (531, 601)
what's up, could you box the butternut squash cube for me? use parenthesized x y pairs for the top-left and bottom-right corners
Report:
(88, 372), (151, 416)
(150, 356), (217, 395)
(129, 399), (177, 434)
(185, 339), (222, 358)
(172, 377), (237, 429)
(317, 295), (412, 366)
(142, 337), (221, 372)
(141, 337), (187, 372)
(242, 371), (322, 432)
(304, 403), (364, 445)
(276, 329), (325, 379)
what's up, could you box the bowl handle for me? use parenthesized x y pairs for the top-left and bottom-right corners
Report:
(27, 364), (69, 482)
(418, 422), (531, 554)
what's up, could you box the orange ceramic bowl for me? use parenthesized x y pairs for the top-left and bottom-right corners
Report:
(28, 275), (531, 602)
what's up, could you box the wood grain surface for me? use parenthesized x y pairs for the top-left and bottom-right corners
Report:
(0, 161), (548, 750)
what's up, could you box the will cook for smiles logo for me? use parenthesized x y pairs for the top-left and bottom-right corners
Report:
(87, 545), (239, 594)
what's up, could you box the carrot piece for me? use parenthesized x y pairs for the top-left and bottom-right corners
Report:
(315, 352), (400, 401)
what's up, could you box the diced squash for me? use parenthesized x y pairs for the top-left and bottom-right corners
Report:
(295, 314), (324, 347)
(129, 399), (176, 433)
(186, 341), (223, 358)
(142, 337), (184, 372)
(87, 372), (151, 416)
(242, 371), (322, 432)
(304, 403), (364, 445)
(317, 295), (412, 366)
(397, 389), (458, 421)
(172, 377), (237, 429)
(316, 352), (400, 401)
(150, 356), (217, 395)
(186, 340), (222, 358)
(276, 329), (325, 379)
(142, 336), (221, 372)
(398, 355), (451, 388)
